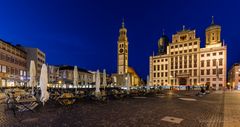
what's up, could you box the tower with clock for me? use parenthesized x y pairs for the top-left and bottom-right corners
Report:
(117, 19), (128, 75)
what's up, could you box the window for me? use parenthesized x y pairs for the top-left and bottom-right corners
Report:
(207, 78), (210, 81)
(219, 52), (223, 55)
(201, 54), (204, 57)
(207, 53), (210, 57)
(23, 71), (26, 76)
(189, 62), (192, 68)
(171, 46), (174, 49)
(213, 78), (216, 81)
(219, 59), (223, 66)
(165, 65), (168, 70)
(189, 42), (192, 46)
(184, 44), (187, 47)
(189, 49), (192, 52)
(213, 69), (216, 75)
(20, 70), (23, 76)
(213, 53), (216, 56)
(175, 45), (178, 48)
(219, 68), (223, 74)
(207, 60), (210, 67)
(154, 65), (156, 71)
(194, 61), (197, 67)
(157, 73), (160, 77)
(201, 70), (204, 75)
(201, 61), (204, 67)
(161, 72), (164, 77)
(161, 65), (164, 70)
(201, 78), (204, 81)
(2, 66), (6, 73)
(213, 59), (216, 66)
(207, 69), (210, 75)
(179, 44), (182, 48)
(165, 72), (167, 77)
(189, 70), (192, 76)
(157, 65), (160, 71)
(175, 51), (178, 54)
(194, 79), (197, 84)
(194, 69), (197, 76)
(194, 42), (197, 45)
(184, 50), (187, 53)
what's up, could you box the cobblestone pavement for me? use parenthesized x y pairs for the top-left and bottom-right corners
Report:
(0, 90), (226, 127)
(223, 91), (240, 127)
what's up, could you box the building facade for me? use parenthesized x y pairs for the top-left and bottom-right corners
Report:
(0, 40), (27, 87)
(48, 65), (93, 88)
(20, 47), (46, 81)
(149, 18), (227, 89)
(228, 63), (240, 89)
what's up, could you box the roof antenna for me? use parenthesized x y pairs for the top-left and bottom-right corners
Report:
(211, 16), (214, 24)
(122, 18), (125, 28)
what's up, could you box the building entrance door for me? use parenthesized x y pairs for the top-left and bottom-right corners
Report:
(179, 77), (187, 85)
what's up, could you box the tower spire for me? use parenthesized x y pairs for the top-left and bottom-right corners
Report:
(122, 18), (125, 28)
(211, 16), (214, 24)
(162, 29), (165, 35)
(182, 25), (185, 31)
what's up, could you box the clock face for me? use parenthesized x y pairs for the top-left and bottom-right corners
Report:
(119, 49), (124, 53)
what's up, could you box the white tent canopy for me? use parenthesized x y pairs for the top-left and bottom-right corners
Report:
(95, 70), (100, 93)
(40, 64), (49, 105)
(29, 60), (36, 95)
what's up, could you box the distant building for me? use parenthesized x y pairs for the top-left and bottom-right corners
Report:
(112, 20), (141, 86)
(149, 17), (227, 89)
(48, 65), (93, 88)
(0, 40), (27, 87)
(48, 65), (59, 84)
(228, 63), (240, 89)
(19, 47), (46, 81)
